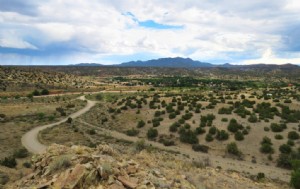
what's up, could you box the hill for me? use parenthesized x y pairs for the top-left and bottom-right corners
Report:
(7, 144), (289, 189)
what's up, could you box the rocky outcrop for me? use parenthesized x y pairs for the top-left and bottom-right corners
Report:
(9, 144), (289, 189)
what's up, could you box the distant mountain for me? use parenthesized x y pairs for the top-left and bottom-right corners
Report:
(72, 63), (104, 66)
(72, 58), (299, 68)
(118, 57), (213, 68)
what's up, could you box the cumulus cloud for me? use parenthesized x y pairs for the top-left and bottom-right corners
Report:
(0, 0), (300, 65)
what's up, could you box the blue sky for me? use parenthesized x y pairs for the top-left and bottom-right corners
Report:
(0, 0), (300, 65)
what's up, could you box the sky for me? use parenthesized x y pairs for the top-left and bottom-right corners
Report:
(0, 0), (300, 65)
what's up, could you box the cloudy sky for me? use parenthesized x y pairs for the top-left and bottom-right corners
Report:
(0, 0), (300, 65)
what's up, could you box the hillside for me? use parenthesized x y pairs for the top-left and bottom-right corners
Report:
(0, 66), (96, 93)
(7, 144), (289, 189)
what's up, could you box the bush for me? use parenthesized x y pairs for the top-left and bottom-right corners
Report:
(126, 128), (139, 136)
(226, 142), (241, 157)
(288, 131), (300, 140)
(270, 123), (285, 132)
(261, 136), (272, 145)
(13, 148), (29, 158)
(205, 134), (214, 142)
(66, 117), (72, 124)
(192, 144), (209, 153)
(89, 129), (96, 135)
(49, 155), (72, 173)
(179, 128), (199, 144)
(257, 172), (265, 180)
(0, 156), (17, 168)
(277, 153), (292, 169)
(95, 94), (103, 100)
(23, 162), (32, 168)
(227, 119), (243, 133)
(264, 127), (270, 131)
(248, 114), (258, 123)
(279, 144), (292, 154)
(209, 127), (217, 135)
(288, 140), (295, 146)
(169, 112), (176, 119)
(275, 134), (283, 140)
(147, 128), (158, 139)
(260, 144), (274, 154)
(135, 139), (146, 151)
(216, 130), (229, 141)
(234, 131), (244, 141)
(41, 89), (49, 95)
(221, 118), (228, 122)
(137, 120), (145, 128)
(291, 169), (300, 189)
(195, 127), (206, 135)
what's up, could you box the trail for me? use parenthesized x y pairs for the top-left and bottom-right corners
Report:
(21, 96), (96, 154)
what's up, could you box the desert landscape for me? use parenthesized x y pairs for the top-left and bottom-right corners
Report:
(1, 1), (300, 188)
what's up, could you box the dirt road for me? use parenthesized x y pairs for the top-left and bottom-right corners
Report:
(21, 96), (96, 154)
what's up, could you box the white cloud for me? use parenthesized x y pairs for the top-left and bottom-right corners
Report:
(0, 0), (300, 64)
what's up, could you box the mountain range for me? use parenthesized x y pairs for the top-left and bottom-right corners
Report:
(75, 57), (299, 68)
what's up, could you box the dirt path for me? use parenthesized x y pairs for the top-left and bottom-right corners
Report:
(21, 96), (96, 154)
(77, 119), (291, 182)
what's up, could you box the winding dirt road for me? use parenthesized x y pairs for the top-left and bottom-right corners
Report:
(21, 96), (96, 154)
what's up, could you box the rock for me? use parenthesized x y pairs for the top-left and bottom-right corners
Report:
(117, 176), (138, 189)
(54, 164), (86, 188)
(109, 183), (125, 189)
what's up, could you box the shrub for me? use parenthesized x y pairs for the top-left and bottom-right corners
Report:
(192, 144), (209, 153)
(23, 162), (32, 168)
(41, 89), (49, 95)
(195, 127), (206, 135)
(169, 112), (176, 119)
(13, 148), (29, 158)
(261, 136), (272, 145)
(0, 156), (17, 168)
(205, 134), (214, 142)
(89, 129), (96, 135)
(257, 172), (265, 180)
(234, 131), (244, 141)
(275, 134), (283, 140)
(277, 153), (292, 169)
(169, 122), (180, 132)
(270, 123), (285, 132)
(32, 89), (40, 96)
(135, 139), (146, 151)
(95, 94), (103, 100)
(209, 127), (217, 135)
(227, 119), (243, 133)
(49, 155), (72, 173)
(248, 114), (258, 123)
(288, 140), (295, 146)
(216, 130), (229, 141)
(137, 120), (145, 128)
(126, 128), (139, 136)
(221, 118), (228, 122)
(179, 128), (199, 144)
(66, 117), (72, 124)
(264, 127), (270, 131)
(288, 131), (300, 140)
(260, 144), (274, 154)
(291, 169), (300, 189)
(279, 144), (292, 154)
(226, 142), (241, 157)
(147, 128), (158, 139)
(161, 139), (175, 146)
